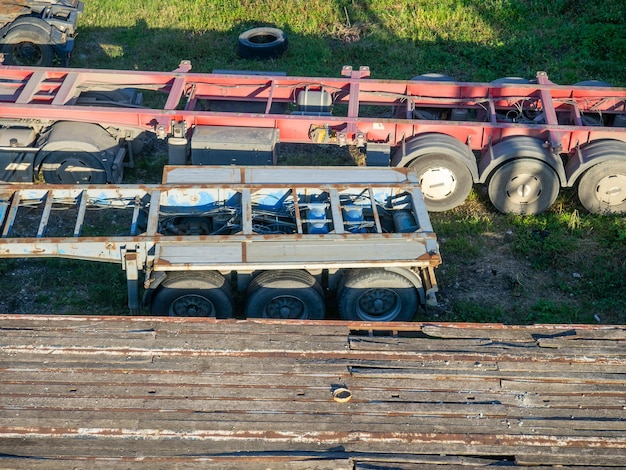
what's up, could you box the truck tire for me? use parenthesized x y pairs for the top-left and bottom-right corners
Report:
(38, 122), (117, 184)
(150, 272), (234, 318)
(578, 160), (626, 214)
(409, 153), (474, 211)
(1, 25), (54, 66)
(491, 77), (531, 84)
(395, 134), (474, 212)
(338, 269), (419, 322)
(487, 158), (559, 215)
(412, 73), (454, 81)
(245, 270), (325, 320)
(237, 27), (288, 59)
(40, 151), (108, 184)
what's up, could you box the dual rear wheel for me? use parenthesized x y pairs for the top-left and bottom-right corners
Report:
(403, 134), (626, 215)
(400, 134), (560, 215)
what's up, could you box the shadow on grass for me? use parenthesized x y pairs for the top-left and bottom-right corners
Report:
(70, 1), (625, 85)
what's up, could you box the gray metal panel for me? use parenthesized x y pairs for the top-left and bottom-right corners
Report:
(163, 165), (418, 185)
(190, 126), (278, 166)
(153, 237), (429, 271)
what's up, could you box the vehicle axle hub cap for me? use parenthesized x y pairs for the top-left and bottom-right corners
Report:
(266, 295), (306, 319)
(357, 288), (401, 321)
(170, 294), (214, 317)
(506, 174), (542, 204)
(420, 167), (456, 200)
(596, 174), (626, 206)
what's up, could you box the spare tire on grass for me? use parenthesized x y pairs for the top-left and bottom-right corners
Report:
(237, 27), (288, 59)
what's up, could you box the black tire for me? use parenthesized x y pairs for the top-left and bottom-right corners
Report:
(409, 154), (473, 211)
(574, 80), (612, 87)
(398, 134), (474, 212)
(41, 151), (108, 184)
(245, 270), (325, 320)
(578, 161), (626, 214)
(2, 26), (54, 66)
(491, 77), (531, 84)
(338, 269), (419, 322)
(150, 271), (233, 318)
(487, 159), (559, 215)
(237, 27), (288, 59)
(411, 73), (454, 81)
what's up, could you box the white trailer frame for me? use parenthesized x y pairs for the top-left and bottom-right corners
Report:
(0, 166), (440, 319)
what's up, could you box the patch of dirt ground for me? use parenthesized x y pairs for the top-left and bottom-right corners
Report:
(425, 230), (580, 323)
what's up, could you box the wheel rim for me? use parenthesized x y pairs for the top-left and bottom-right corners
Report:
(419, 166), (457, 201)
(504, 173), (543, 205)
(356, 288), (401, 322)
(169, 294), (215, 317)
(593, 173), (626, 207)
(11, 41), (44, 66)
(264, 295), (307, 319)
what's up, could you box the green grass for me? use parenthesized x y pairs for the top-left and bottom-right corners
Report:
(73, 0), (626, 85)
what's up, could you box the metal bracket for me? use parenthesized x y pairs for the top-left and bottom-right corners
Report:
(122, 247), (142, 315)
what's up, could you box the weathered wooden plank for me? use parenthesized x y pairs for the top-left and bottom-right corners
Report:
(0, 370), (501, 393)
(3, 433), (626, 465)
(8, 381), (623, 409)
(1, 316), (625, 466)
(4, 412), (626, 439)
(6, 357), (624, 383)
(0, 459), (351, 470)
(536, 337), (626, 350)
(3, 394), (624, 427)
(349, 335), (528, 350)
(4, 351), (626, 385)
(1, 456), (623, 470)
(2, 388), (625, 419)
(421, 324), (626, 341)
(501, 379), (626, 393)
(358, 464), (626, 470)
(0, 316), (350, 336)
(0, 334), (351, 354)
(348, 336), (626, 359)
(1, 355), (320, 375)
(348, 365), (626, 383)
(4, 315), (625, 340)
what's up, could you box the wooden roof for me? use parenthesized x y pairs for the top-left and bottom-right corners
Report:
(1, 315), (625, 469)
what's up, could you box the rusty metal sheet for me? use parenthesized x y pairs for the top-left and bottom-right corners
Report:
(0, 1), (30, 21)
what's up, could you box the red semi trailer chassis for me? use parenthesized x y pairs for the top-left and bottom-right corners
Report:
(0, 61), (625, 214)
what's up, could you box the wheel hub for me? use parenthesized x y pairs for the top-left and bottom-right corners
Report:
(357, 288), (401, 321)
(595, 174), (626, 206)
(265, 295), (307, 319)
(506, 174), (542, 204)
(420, 167), (456, 200)
(13, 42), (42, 65)
(170, 294), (214, 317)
